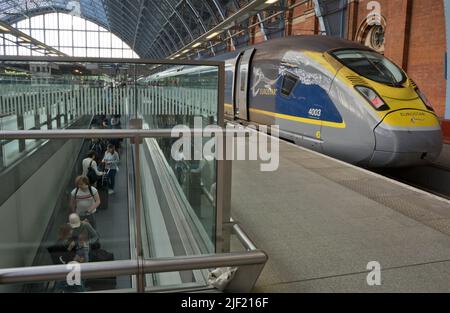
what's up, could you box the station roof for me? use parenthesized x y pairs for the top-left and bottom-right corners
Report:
(0, 0), (279, 59)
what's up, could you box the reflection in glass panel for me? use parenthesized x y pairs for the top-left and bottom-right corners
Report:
(24, 115), (35, 130)
(3, 140), (19, 163)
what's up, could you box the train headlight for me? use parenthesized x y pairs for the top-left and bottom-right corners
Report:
(415, 87), (435, 112)
(355, 86), (390, 111)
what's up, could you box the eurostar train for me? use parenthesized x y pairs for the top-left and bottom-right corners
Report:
(151, 36), (443, 167)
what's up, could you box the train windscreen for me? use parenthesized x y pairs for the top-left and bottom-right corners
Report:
(331, 50), (407, 86)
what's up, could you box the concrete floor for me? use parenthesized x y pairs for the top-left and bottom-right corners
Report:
(231, 140), (450, 292)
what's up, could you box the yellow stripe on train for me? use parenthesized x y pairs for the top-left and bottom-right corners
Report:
(225, 103), (346, 129)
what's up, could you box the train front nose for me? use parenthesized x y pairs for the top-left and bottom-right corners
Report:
(369, 110), (443, 167)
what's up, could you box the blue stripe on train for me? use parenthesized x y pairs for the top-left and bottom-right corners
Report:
(275, 79), (343, 124)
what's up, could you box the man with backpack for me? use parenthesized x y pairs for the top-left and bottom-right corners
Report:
(70, 176), (101, 229)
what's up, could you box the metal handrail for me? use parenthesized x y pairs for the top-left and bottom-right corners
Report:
(0, 251), (267, 285)
(0, 129), (246, 140)
(231, 219), (258, 252)
(0, 217), (267, 286)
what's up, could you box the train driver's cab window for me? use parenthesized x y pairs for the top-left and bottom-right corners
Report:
(281, 72), (298, 97)
(331, 49), (406, 86)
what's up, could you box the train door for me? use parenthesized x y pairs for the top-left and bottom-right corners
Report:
(235, 49), (255, 121)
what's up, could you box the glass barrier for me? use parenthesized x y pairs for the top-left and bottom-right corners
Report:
(0, 137), (135, 293)
(0, 58), (225, 293)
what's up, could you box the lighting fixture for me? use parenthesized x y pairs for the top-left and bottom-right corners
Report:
(206, 32), (220, 39)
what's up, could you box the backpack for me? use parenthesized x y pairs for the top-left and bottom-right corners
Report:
(86, 160), (98, 185)
(74, 186), (95, 205)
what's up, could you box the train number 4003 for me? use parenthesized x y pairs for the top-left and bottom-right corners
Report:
(308, 108), (322, 118)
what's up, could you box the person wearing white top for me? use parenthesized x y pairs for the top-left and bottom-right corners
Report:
(82, 151), (105, 178)
(102, 144), (120, 195)
(70, 176), (101, 229)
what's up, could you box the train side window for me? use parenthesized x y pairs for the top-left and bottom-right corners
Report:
(281, 73), (298, 97)
(240, 70), (247, 92)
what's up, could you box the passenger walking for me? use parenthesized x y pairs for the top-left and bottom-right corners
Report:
(68, 213), (100, 263)
(110, 116), (120, 128)
(48, 224), (76, 265)
(70, 176), (101, 229)
(102, 144), (120, 195)
(82, 151), (105, 186)
(90, 138), (107, 161)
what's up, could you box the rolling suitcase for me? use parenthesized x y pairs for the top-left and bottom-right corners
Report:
(97, 170), (110, 210)
(87, 249), (117, 290)
(97, 186), (109, 210)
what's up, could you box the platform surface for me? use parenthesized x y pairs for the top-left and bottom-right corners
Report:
(231, 139), (450, 292)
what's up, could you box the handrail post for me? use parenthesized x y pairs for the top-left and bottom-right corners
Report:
(134, 135), (145, 293)
(131, 118), (145, 293)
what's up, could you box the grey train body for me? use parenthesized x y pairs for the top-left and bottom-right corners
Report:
(211, 36), (443, 168)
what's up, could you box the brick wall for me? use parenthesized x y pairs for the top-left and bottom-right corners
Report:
(288, 0), (318, 35)
(246, 0), (447, 121)
(442, 120), (450, 143)
(407, 0), (447, 118)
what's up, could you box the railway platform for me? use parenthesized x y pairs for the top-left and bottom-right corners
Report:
(231, 138), (450, 292)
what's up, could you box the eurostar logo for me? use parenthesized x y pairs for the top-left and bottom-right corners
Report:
(411, 117), (425, 123)
(256, 88), (277, 96)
